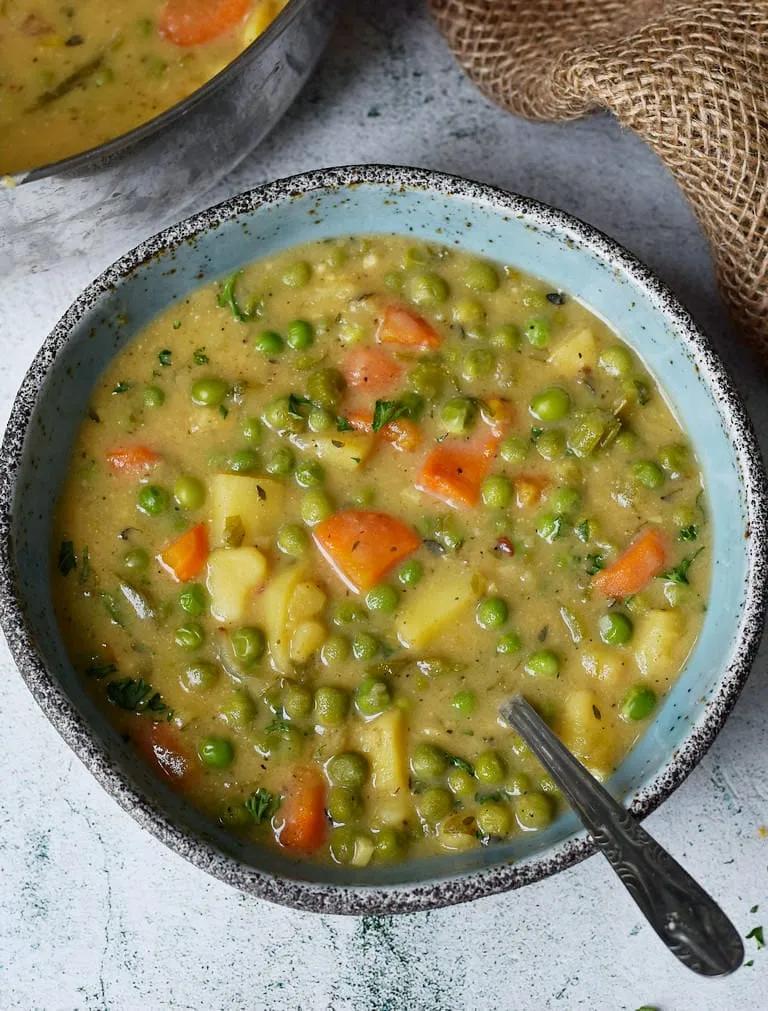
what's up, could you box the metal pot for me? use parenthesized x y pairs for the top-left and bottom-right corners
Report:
(0, 0), (337, 274)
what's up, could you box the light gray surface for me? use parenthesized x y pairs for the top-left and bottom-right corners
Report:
(1, 2), (766, 1008)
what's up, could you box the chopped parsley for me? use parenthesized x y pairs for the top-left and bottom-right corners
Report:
(574, 520), (591, 543)
(112, 380), (131, 395)
(245, 788), (281, 824)
(216, 270), (260, 322)
(585, 553), (605, 576)
(447, 754), (474, 776)
(106, 677), (168, 714)
(746, 925), (764, 949)
(372, 399), (409, 432)
(336, 415), (354, 432)
(679, 524), (698, 542)
(193, 348), (209, 365)
(662, 548), (703, 585)
(158, 349), (172, 367)
(84, 661), (117, 679)
(57, 540), (77, 576)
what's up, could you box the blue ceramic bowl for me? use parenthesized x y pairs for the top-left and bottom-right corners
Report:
(2, 166), (766, 914)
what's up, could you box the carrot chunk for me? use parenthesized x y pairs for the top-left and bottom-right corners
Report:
(346, 409), (421, 452)
(376, 304), (442, 350)
(341, 346), (403, 395)
(592, 527), (669, 598)
(158, 523), (209, 582)
(159, 0), (251, 46)
(417, 441), (494, 509)
(106, 445), (160, 473)
(276, 766), (327, 853)
(313, 509), (420, 592)
(134, 721), (195, 787)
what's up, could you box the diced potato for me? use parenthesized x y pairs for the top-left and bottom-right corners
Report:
(559, 688), (615, 775)
(354, 708), (412, 826)
(397, 561), (479, 649)
(548, 327), (597, 376)
(291, 431), (375, 471)
(210, 474), (284, 546)
(580, 645), (629, 688)
(350, 834), (375, 867)
(206, 546), (268, 625)
(288, 581), (326, 622)
(634, 609), (684, 681)
(289, 620), (326, 663)
(259, 564), (309, 671)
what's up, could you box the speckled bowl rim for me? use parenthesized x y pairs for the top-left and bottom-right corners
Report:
(1, 165), (766, 915)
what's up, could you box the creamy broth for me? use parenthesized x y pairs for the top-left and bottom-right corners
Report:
(0, 0), (286, 174)
(53, 235), (708, 865)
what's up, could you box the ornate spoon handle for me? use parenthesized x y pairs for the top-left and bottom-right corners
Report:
(500, 694), (743, 977)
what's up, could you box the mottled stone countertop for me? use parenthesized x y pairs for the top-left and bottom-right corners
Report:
(1, 3), (767, 1008)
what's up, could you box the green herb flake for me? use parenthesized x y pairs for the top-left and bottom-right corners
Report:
(447, 754), (474, 776)
(372, 399), (409, 432)
(751, 904), (760, 914)
(218, 404), (229, 419)
(336, 415), (354, 432)
(574, 520), (591, 543)
(217, 270), (260, 322)
(679, 524), (698, 542)
(58, 540), (77, 576)
(746, 925), (765, 949)
(244, 788), (281, 824)
(172, 320), (182, 330)
(530, 426), (543, 443)
(193, 348), (209, 365)
(662, 548), (703, 585)
(158, 349), (172, 367)
(106, 677), (166, 713)
(112, 381), (131, 395)
(84, 661), (117, 679)
(585, 553), (605, 576)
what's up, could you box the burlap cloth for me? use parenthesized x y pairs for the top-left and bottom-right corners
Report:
(429, 0), (768, 357)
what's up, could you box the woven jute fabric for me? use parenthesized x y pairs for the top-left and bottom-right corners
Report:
(429, 0), (768, 357)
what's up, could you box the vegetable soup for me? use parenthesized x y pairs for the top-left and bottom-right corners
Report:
(0, 0), (287, 174)
(53, 235), (708, 866)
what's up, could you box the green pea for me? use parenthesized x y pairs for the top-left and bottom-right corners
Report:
(402, 245), (429, 267)
(535, 429), (566, 461)
(672, 504), (697, 530)
(327, 790), (362, 826)
(276, 523), (309, 557)
(407, 271), (449, 306)
(658, 443), (690, 478)
(506, 771), (530, 796)
(462, 348), (495, 381)
(476, 801), (513, 838)
(295, 459), (324, 488)
(122, 547), (149, 571)
(440, 396), (477, 434)
(500, 435), (528, 464)
(524, 649), (559, 678)
(308, 406), (334, 432)
(548, 486), (580, 516)
(537, 512), (563, 543)
(354, 677), (390, 716)
(452, 297), (485, 327)
(282, 681), (313, 720)
(255, 330), (284, 355)
(282, 260), (312, 287)
(435, 515), (465, 553)
(374, 827), (406, 861)
(314, 685), (349, 726)
(463, 259), (499, 292)
(408, 362), (444, 399)
(327, 752), (369, 789)
(351, 632), (380, 662)
(219, 690), (256, 727)
(231, 626), (265, 664)
(229, 449), (260, 474)
(301, 489), (333, 526)
(173, 475), (206, 510)
(481, 475), (512, 509)
(614, 429), (639, 453)
(364, 584), (399, 613)
(137, 484), (169, 516)
(332, 602), (365, 626)
(191, 377), (228, 407)
(496, 631), (522, 655)
(524, 318), (550, 348)
(351, 486), (376, 508)
(265, 721), (303, 759)
(397, 559), (423, 587)
(383, 271), (404, 291)
(476, 596), (508, 630)
(175, 622), (204, 650)
(262, 395), (305, 435)
(490, 323), (521, 350)
(633, 460), (665, 489)
(198, 736), (234, 769)
(179, 583), (206, 616)
(521, 287), (548, 311)
(417, 787), (453, 825)
(446, 767), (475, 797)
(514, 792), (553, 831)
(307, 367), (346, 409)
(598, 612), (633, 646)
(286, 319), (314, 350)
(241, 416), (262, 444)
(621, 684), (657, 721)
(265, 447), (295, 477)
(451, 690), (476, 716)
(411, 742), (448, 779)
(598, 345), (634, 377)
(530, 386), (571, 423)
(474, 750), (506, 785)
(320, 633), (350, 666)
(143, 385), (165, 408)
(181, 661), (219, 693)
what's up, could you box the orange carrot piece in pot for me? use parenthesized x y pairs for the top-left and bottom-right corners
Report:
(106, 445), (160, 473)
(592, 526), (669, 598)
(159, 0), (251, 46)
(276, 766), (327, 853)
(313, 509), (420, 592)
(376, 304), (442, 350)
(158, 523), (209, 582)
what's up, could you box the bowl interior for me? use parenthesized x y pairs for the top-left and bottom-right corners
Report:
(6, 170), (763, 900)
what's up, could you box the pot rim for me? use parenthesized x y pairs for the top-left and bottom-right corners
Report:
(2, 164), (766, 914)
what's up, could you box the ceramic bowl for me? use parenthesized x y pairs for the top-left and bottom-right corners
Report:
(2, 166), (766, 914)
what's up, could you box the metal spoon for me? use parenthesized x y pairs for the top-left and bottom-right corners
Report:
(500, 694), (744, 977)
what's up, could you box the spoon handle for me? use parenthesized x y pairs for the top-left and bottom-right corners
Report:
(500, 695), (743, 977)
